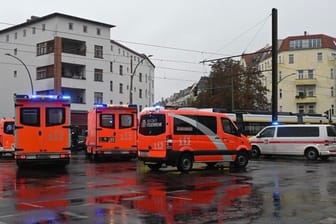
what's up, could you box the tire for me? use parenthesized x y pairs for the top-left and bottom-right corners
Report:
(305, 148), (318, 160)
(148, 163), (162, 171)
(251, 146), (261, 159)
(177, 153), (193, 173)
(234, 151), (249, 168)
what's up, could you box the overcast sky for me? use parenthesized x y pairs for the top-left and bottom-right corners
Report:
(1, 0), (335, 102)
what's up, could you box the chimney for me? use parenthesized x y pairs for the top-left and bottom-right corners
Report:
(304, 31), (307, 36)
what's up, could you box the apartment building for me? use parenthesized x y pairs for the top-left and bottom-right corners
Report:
(0, 13), (155, 129)
(243, 33), (336, 115)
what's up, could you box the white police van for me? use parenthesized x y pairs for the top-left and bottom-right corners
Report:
(249, 124), (336, 160)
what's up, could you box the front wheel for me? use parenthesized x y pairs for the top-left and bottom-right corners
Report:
(251, 146), (261, 159)
(234, 151), (249, 168)
(177, 153), (193, 173)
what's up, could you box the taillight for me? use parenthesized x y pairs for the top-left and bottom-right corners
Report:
(166, 135), (173, 150)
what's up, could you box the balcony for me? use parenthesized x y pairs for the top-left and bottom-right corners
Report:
(295, 94), (317, 103)
(62, 38), (86, 56)
(62, 63), (86, 80)
(295, 78), (317, 85)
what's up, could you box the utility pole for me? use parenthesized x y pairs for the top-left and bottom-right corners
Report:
(271, 8), (278, 124)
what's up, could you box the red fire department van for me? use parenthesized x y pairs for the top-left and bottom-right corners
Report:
(86, 104), (138, 160)
(0, 118), (15, 157)
(138, 107), (251, 172)
(14, 94), (71, 167)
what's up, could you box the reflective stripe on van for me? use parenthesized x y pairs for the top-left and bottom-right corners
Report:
(169, 112), (230, 160)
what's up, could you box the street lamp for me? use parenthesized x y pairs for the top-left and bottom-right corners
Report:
(5, 53), (34, 95)
(129, 54), (152, 104)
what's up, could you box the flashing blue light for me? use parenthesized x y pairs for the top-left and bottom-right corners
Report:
(272, 121), (279, 125)
(62, 95), (71, 100)
(94, 103), (108, 108)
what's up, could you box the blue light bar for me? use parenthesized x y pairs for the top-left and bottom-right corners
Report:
(94, 104), (108, 108)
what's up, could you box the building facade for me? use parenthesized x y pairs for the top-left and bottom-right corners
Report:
(243, 33), (336, 115)
(0, 13), (155, 127)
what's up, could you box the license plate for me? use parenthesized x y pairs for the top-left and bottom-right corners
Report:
(37, 154), (50, 159)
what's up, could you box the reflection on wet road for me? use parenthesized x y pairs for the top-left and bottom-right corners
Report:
(0, 155), (335, 223)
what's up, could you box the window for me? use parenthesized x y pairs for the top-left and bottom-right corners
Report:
(289, 54), (294, 64)
(331, 68), (334, 79)
(36, 40), (54, 56)
(20, 108), (40, 126)
(308, 104), (315, 114)
(139, 89), (142, 98)
(14, 48), (17, 55)
(96, 28), (101, 35)
(110, 62), (113, 73)
(94, 92), (103, 104)
(94, 45), (103, 58)
(139, 114), (165, 136)
(100, 114), (115, 128)
(331, 87), (334, 97)
(139, 73), (143, 82)
(119, 65), (123, 75)
(68, 22), (74, 30)
(221, 118), (239, 136)
(308, 70), (314, 79)
(277, 127), (319, 137)
(174, 115), (217, 135)
(14, 32), (17, 39)
(298, 105), (304, 114)
(46, 108), (65, 126)
(94, 69), (103, 82)
(279, 89), (282, 99)
(83, 25), (87, 33)
(110, 81), (113, 92)
(23, 29), (26, 37)
(119, 83), (123, 93)
(13, 70), (17, 78)
(36, 65), (54, 79)
(6, 35), (9, 42)
(327, 126), (336, 137)
(120, 114), (134, 128)
(317, 52), (323, 62)
(42, 24), (46, 31)
(258, 127), (275, 138)
(32, 27), (36, 34)
(298, 70), (303, 79)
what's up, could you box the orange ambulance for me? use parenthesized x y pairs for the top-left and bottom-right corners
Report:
(14, 94), (71, 167)
(0, 118), (15, 157)
(86, 104), (138, 160)
(138, 107), (251, 172)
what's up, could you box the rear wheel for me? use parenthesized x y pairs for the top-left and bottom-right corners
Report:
(177, 153), (193, 173)
(305, 148), (318, 160)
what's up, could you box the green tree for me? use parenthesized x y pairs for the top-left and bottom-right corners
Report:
(193, 59), (269, 111)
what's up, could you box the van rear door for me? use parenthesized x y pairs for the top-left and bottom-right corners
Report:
(138, 113), (166, 158)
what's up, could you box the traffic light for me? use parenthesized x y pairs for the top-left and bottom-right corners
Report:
(324, 109), (332, 123)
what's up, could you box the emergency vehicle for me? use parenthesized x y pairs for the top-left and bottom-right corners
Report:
(86, 104), (138, 160)
(0, 118), (15, 157)
(14, 94), (71, 167)
(138, 107), (251, 172)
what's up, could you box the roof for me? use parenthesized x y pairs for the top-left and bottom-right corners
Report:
(111, 39), (155, 68)
(279, 34), (336, 51)
(0, 12), (115, 34)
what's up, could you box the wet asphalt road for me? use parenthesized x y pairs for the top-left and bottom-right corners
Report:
(0, 154), (335, 224)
